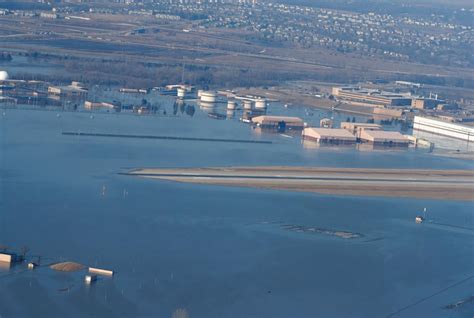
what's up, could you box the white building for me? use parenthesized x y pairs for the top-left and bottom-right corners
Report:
(413, 116), (474, 142)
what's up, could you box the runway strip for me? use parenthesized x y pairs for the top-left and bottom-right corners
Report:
(126, 167), (474, 201)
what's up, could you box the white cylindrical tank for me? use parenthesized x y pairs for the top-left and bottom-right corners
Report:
(177, 87), (186, 98)
(227, 100), (237, 110)
(200, 91), (217, 103)
(199, 101), (216, 109)
(243, 100), (253, 110)
(254, 98), (267, 109)
(226, 109), (235, 119)
(0, 71), (9, 81)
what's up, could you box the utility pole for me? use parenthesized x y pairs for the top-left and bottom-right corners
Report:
(181, 57), (186, 84)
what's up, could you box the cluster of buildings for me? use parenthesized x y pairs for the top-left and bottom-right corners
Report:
(170, 82), (473, 146)
(48, 81), (88, 99)
(0, 72), (172, 114)
(0, 75), (92, 110)
(331, 86), (453, 111)
(243, 112), (410, 147)
(0, 9), (58, 19)
(303, 122), (409, 147)
(330, 86), (463, 120)
(301, 115), (474, 146)
(0, 74), (120, 112)
(332, 86), (414, 107)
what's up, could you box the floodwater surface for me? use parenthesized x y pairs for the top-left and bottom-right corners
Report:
(0, 108), (473, 318)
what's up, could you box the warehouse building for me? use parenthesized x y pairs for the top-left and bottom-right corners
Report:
(252, 115), (304, 130)
(359, 130), (409, 146)
(302, 128), (356, 144)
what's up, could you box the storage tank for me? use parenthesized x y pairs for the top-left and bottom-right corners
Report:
(0, 71), (9, 81)
(200, 91), (217, 103)
(243, 100), (253, 110)
(177, 87), (186, 98)
(197, 89), (204, 98)
(227, 100), (237, 110)
(199, 101), (216, 110)
(254, 98), (267, 109)
(226, 109), (235, 119)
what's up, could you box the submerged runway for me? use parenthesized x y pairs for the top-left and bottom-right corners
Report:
(126, 167), (474, 200)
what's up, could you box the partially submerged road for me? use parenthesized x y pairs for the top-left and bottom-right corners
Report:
(126, 167), (474, 201)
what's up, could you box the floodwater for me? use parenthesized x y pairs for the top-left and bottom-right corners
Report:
(0, 104), (473, 318)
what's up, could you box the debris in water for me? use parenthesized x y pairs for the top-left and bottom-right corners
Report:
(280, 224), (361, 239)
(444, 295), (474, 310)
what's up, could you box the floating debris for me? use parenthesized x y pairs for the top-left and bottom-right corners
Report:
(444, 295), (474, 310)
(58, 286), (73, 292)
(89, 267), (114, 277)
(249, 221), (362, 239)
(27, 262), (38, 270)
(280, 224), (362, 239)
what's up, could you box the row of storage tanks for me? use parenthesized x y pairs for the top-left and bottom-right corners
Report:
(195, 89), (267, 111)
